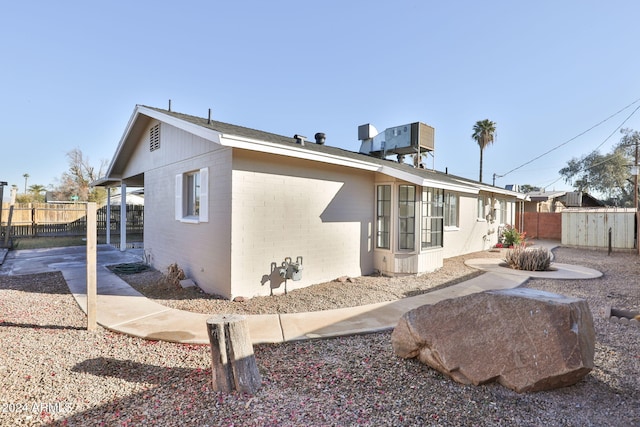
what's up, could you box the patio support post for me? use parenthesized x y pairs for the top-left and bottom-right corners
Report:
(120, 182), (126, 251)
(86, 202), (97, 331)
(0, 181), (6, 232)
(3, 187), (16, 248)
(105, 187), (111, 246)
(634, 140), (639, 254)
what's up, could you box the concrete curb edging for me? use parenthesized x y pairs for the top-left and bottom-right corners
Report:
(2, 242), (603, 345)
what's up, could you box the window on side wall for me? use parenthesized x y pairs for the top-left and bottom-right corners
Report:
(477, 195), (485, 220)
(399, 185), (416, 250)
(497, 199), (507, 224)
(376, 185), (391, 249)
(421, 187), (443, 249)
(444, 191), (458, 227)
(175, 167), (209, 223)
(186, 171), (200, 216)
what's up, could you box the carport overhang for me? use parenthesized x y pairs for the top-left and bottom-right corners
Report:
(90, 174), (144, 251)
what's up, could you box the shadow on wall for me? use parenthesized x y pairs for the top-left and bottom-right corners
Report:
(319, 180), (374, 276)
(258, 177), (373, 295)
(261, 262), (287, 295)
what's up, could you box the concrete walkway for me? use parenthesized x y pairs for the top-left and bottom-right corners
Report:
(0, 243), (602, 345)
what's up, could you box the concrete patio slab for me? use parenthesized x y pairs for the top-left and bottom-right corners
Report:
(464, 258), (603, 280)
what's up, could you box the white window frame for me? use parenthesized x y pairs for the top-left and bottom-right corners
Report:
(398, 185), (416, 251)
(175, 167), (209, 223)
(186, 171), (200, 216)
(421, 187), (443, 249)
(477, 195), (491, 221)
(496, 198), (507, 225)
(376, 184), (392, 249)
(444, 191), (458, 229)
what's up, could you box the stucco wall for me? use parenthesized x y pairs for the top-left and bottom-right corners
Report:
(442, 193), (500, 258)
(229, 150), (375, 298)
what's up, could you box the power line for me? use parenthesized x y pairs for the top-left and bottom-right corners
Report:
(546, 104), (640, 189)
(499, 97), (640, 179)
(589, 103), (640, 152)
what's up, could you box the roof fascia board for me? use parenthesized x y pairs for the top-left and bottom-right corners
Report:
(105, 107), (142, 178)
(106, 105), (223, 179)
(105, 106), (526, 201)
(137, 106), (223, 143)
(379, 166), (478, 194)
(219, 134), (380, 171)
(451, 178), (528, 200)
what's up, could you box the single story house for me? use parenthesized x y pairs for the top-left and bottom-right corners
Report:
(108, 189), (144, 206)
(97, 105), (525, 299)
(524, 190), (603, 213)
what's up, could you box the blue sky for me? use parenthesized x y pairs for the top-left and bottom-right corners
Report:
(2, 1), (640, 200)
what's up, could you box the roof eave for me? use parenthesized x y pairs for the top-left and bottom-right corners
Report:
(219, 134), (381, 172)
(379, 166), (479, 194)
(105, 105), (224, 179)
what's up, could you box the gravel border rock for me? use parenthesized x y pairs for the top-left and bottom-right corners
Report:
(1, 246), (638, 426)
(117, 250), (502, 315)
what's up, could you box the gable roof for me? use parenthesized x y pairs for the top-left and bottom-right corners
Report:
(101, 105), (525, 199)
(526, 191), (567, 202)
(526, 190), (604, 207)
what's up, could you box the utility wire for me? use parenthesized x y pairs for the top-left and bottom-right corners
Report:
(542, 104), (640, 189)
(499, 97), (640, 179)
(589, 103), (640, 153)
(549, 104), (640, 182)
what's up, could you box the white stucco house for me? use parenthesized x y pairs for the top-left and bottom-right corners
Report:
(97, 105), (524, 299)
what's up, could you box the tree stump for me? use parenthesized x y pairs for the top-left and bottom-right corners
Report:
(206, 314), (262, 394)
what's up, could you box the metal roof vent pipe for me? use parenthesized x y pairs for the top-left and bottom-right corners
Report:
(294, 134), (306, 146)
(314, 132), (326, 145)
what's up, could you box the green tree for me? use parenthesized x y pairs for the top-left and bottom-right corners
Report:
(28, 184), (47, 202)
(472, 119), (497, 183)
(519, 184), (541, 193)
(14, 184), (47, 203)
(559, 128), (639, 206)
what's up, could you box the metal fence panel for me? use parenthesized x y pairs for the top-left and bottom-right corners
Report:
(0, 203), (143, 238)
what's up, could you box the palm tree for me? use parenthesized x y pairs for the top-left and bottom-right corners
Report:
(22, 173), (30, 194)
(28, 184), (46, 202)
(471, 119), (496, 183)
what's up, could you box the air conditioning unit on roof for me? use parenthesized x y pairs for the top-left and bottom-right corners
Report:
(358, 122), (435, 158)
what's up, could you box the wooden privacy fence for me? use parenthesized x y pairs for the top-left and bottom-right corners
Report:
(561, 208), (636, 250)
(0, 203), (143, 238)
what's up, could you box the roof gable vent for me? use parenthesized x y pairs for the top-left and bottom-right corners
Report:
(150, 124), (160, 152)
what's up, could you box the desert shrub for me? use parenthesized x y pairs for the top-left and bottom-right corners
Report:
(501, 225), (526, 247)
(504, 246), (552, 271)
(166, 263), (186, 287)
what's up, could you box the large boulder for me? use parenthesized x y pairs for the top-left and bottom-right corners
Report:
(391, 288), (595, 393)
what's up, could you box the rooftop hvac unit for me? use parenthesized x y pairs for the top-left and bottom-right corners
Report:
(358, 122), (434, 157)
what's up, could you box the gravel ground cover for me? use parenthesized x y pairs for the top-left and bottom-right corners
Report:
(0, 246), (638, 426)
(117, 251), (498, 315)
